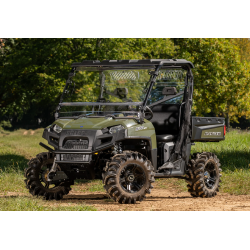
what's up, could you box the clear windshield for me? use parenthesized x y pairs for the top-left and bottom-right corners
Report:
(147, 69), (186, 105)
(59, 69), (152, 117)
(59, 68), (187, 118)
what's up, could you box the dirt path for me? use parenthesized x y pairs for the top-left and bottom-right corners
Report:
(60, 189), (250, 211)
(2, 188), (250, 211)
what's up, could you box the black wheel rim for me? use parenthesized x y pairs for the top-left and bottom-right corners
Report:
(119, 164), (146, 193)
(40, 164), (59, 190)
(204, 161), (217, 189)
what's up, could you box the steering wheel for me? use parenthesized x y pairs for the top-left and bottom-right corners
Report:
(144, 106), (154, 120)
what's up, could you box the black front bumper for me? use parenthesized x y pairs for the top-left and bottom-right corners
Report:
(42, 128), (126, 163)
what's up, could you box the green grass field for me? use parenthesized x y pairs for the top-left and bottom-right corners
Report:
(0, 129), (98, 211)
(0, 128), (250, 210)
(192, 129), (250, 195)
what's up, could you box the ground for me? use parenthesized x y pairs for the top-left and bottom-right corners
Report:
(66, 190), (250, 211)
(2, 180), (250, 211)
(1, 128), (250, 211)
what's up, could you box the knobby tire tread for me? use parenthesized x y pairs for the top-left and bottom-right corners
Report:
(186, 152), (222, 198)
(24, 152), (72, 201)
(103, 151), (155, 204)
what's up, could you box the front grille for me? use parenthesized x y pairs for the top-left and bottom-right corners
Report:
(63, 139), (88, 149)
(61, 154), (89, 162)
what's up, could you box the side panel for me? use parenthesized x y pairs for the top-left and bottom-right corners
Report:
(127, 119), (157, 149)
(126, 119), (157, 170)
(191, 117), (225, 142)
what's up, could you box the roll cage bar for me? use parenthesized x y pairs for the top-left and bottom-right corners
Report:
(71, 59), (194, 68)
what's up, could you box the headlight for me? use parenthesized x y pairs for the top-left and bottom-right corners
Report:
(109, 125), (125, 134)
(53, 124), (62, 133)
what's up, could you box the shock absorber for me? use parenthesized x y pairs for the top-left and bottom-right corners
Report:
(118, 142), (123, 154)
(112, 142), (123, 155)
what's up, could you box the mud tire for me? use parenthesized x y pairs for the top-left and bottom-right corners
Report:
(103, 151), (155, 204)
(24, 152), (72, 200)
(186, 152), (222, 198)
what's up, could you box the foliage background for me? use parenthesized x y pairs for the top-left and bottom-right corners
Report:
(1, 38), (250, 129)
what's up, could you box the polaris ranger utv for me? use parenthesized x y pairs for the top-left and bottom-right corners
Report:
(24, 59), (225, 204)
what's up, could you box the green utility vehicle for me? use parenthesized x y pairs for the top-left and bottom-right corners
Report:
(24, 59), (225, 204)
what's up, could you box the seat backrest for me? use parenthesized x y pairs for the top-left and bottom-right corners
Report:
(150, 104), (180, 135)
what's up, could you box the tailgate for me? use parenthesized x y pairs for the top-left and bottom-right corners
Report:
(191, 117), (225, 142)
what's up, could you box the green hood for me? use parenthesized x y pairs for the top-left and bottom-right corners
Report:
(53, 117), (138, 130)
(52, 117), (156, 149)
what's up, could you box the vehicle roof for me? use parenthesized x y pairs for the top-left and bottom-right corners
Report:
(71, 59), (194, 69)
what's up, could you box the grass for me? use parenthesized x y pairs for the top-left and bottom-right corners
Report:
(191, 129), (250, 195)
(0, 169), (27, 194)
(1, 128), (250, 210)
(156, 178), (187, 193)
(0, 129), (46, 196)
(222, 170), (250, 195)
(191, 129), (250, 172)
(0, 196), (97, 211)
(0, 129), (97, 210)
(74, 179), (104, 192)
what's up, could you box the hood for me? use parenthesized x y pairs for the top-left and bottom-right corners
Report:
(53, 117), (138, 130)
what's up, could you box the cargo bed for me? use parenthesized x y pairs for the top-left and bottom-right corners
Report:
(191, 117), (225, 142)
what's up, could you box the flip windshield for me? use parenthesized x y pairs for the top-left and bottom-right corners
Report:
(59, 67), (187, 118)
(59, 68), (151, 118)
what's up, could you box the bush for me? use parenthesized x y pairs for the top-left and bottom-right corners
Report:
(0, 120), (12, 130)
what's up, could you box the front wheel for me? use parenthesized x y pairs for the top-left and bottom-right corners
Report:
(186, 152), (222, 198)
(103, 151), (155, 204)
(24, 152), (72, 200)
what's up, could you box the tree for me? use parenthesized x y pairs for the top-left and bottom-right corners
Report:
(173, 38), (250, 128)
(233, 38), (250, 63)
(0, 38), (175, 127)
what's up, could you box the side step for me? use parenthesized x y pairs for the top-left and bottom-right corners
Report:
(156, 158), (186, 177)
(155, 173), (186, 179)
(158, 158), (182, 171)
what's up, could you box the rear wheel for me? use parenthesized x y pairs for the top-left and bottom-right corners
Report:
(186, 152), (222, 198)
(24, 152), (72, 200)
(103, 151), (155, 204)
